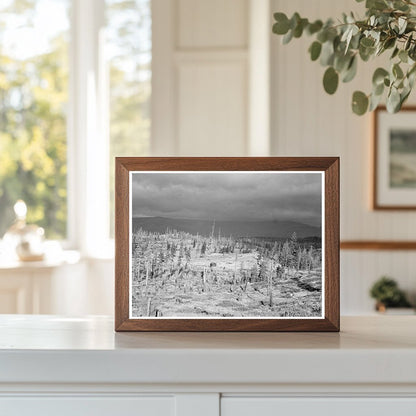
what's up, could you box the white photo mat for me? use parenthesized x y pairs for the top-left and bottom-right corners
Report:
(376, 108), (416, 208)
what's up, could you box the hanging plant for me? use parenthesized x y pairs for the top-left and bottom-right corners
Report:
(272, 0), (416, 115)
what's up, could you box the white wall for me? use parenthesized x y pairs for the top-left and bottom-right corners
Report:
(152, 0), (271, 156)
(153, 0), (416, 314)
(271, 0), (416, 313)
(23, 0), (415, 317)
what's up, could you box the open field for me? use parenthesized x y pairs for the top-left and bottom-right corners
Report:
(131, 228), (322, 318)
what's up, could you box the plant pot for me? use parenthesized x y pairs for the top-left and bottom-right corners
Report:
(375, 303), (416, 315)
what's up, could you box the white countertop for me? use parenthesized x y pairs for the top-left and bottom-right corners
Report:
(0, 315), (415, 386)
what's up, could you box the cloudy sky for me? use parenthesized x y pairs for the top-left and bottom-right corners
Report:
(131, 172), (323, 226)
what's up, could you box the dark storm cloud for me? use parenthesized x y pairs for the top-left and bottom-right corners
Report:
(131, 172), (322, 226)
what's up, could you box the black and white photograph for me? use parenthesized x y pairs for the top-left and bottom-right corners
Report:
(129, 171), (324, 319)
(374, 107), (416, 209)
(390, 129), (416, 189)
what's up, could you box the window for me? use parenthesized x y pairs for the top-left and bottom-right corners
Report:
(0, 0), (151, 251)
(106, 0), (151, 237)
(0, 0), (70, 239)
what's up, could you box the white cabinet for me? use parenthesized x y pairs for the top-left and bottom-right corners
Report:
(222, 398), (416, 416)
(3, 396), (416, 416)
(0, 254), (114, 315)
(0, 268), (58, 314)
(0, 316), (415, 416)
(0, 252), (82, 314)
(1, 397), (175, 416)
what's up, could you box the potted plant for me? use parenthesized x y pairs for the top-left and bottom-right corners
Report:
(369, 276), (413, 313)
(272, 0), (416, 115)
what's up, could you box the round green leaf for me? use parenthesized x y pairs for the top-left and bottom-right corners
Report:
(282, 29), (293, 45)
(334, 52), (353, 73)
(360, 37), (375, 48)
(359, 44), (374, 62)
(393, 63), (404, 79)
(352, 91), (369, 115)
(384, 37), (396, 50)
(408, 70), (416, 89)
(309, 41), (322, 61)
(405, 34), (413, 51)
(342, 56), (357, 83)
(367, 0), (388, 11)
(293, 18), (308, 38)
(399, 50), (408, 63)
(317, 30), (328, 43)
(400, 88), (411, 107)
(290, 12), (301, 29)
(369, 92), (383, 112)
(372, 68), (389, 86)
(373, 82), (385, 96)
(393, 0), (409, 11)
(391, 47), (399, 59)
(293, 22), (303, 38)
(408, 64), (416, 80)
(307, 20), (323, 35)
(320, 41), (335, 66)
(387, 88), (401, 113)
(323, 67), (339, 95)
(273, 13), (290, 35)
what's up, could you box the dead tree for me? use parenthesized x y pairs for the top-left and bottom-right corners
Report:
(268, 260), (274, 307)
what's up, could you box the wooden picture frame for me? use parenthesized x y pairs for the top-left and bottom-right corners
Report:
(373, 106), (416, 210)
(115, 157), (339, 332)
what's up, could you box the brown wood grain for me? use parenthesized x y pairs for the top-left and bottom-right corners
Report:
(341, 240), (416, 250)
(325, 157), (340, 331)
(115, 317), (338, 332)
(114, 160), (130, 330)
(373, 106), (416, 210)
(115, 157), (340, 332)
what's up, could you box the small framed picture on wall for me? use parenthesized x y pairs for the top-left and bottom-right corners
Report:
(374, 106), (416, 209)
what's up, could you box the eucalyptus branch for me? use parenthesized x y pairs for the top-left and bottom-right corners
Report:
(272, 0), (416, 115)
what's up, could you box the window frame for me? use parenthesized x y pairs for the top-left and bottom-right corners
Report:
(67, 0), (111, 257)
(69, 0), (152, 258)
(1, 0), (154, 258)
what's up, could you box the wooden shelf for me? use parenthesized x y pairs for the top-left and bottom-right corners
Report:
(341, 241), (416, 250)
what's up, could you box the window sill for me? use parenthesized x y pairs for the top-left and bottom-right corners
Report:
(0, 237), (115, 268)
(0, 249), (81, 271)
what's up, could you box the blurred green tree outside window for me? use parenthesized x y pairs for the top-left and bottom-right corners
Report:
(0, 0), (151, 241)
(107, 0), (151, 237)
(0, 0), (70, 239)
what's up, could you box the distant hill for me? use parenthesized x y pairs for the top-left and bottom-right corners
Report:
(132, 216), (321, 239)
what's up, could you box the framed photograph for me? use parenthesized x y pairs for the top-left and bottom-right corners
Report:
(374, 106), (416, 209)
(115, 157), (339, 332)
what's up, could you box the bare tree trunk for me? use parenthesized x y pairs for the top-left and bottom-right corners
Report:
(146, 297), (152, 316)
(233, 252), (238, 284)
(202, 267), (206, 292)
(145, 262), (149, 287)
(268, 261), (273, 307)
